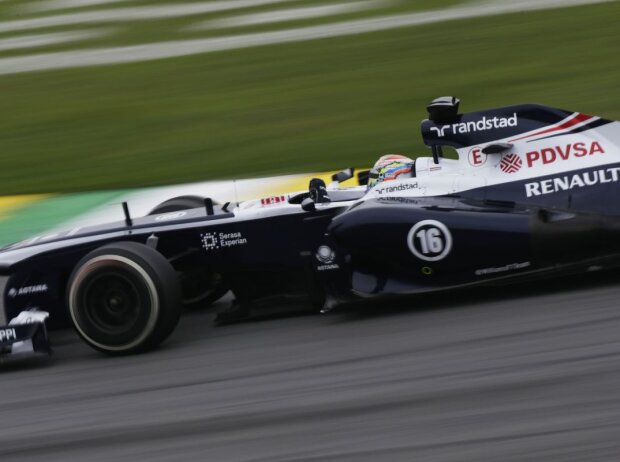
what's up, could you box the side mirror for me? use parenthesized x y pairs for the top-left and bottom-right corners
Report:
(482, 142), (513, 154)
(357, 169), (370, 186)
(309, 178), (331, 204)
(331, 168), (355, 184)
(301, 197), (316, 212)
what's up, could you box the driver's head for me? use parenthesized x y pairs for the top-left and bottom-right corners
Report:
(367, 154), (413, 189)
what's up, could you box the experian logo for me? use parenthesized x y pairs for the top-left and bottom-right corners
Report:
(431, 113), (518, 138)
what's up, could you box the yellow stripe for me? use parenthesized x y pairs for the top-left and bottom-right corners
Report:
(0, 194), (50, 218)
(257, 169), (367, 197)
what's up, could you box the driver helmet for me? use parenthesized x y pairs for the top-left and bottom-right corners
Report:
(367, 154), (414, 189)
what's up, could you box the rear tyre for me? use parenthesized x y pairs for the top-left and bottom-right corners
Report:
(67, 241), (182, 355)
(149, 195), (228, 309)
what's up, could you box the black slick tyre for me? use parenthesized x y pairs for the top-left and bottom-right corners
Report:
(67, 241), (182, 355)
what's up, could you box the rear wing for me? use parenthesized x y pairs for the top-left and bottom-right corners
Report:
(420, 97), (613, 154)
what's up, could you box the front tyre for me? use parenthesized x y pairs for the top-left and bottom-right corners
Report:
(67, 241), (182, 355)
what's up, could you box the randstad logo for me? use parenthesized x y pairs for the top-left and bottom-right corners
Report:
(430, 113), (518, 138)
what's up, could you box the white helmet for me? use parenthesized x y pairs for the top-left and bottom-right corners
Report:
(367, 154), (413, 189)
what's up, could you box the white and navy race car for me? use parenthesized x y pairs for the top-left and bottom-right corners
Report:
(1, 97), (619, 358)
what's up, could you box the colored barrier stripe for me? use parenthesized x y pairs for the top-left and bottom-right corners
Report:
(0, 191), (126, 246)
(254, 170), (363, 197)
(0, 194), (49, 219)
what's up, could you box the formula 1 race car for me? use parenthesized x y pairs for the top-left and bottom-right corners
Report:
(2, 97), (619, 358)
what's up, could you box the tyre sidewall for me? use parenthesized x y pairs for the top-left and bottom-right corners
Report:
(67, 241), (181, 355)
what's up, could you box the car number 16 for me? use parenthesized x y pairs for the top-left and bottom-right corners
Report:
(407, 220), (453, 262)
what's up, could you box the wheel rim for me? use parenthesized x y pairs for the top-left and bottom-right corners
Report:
(69, 255), (160, 352)
(82, 271), (143, 333)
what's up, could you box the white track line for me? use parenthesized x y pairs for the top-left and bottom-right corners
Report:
(0, 0), (300, 33)
(0, 0), (614, 75)
(0, 30), (105, 51)
(23, 0), (132, 13)
(194, 1), (387, 30)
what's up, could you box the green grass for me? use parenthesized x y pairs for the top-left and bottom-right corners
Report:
(0, 1), (618, 194)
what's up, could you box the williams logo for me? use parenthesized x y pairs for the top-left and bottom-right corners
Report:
(315, 245), (339, 271)
(155, 211), (187, 221)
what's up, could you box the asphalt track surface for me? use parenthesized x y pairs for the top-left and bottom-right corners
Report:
(2, 272), (620, 461)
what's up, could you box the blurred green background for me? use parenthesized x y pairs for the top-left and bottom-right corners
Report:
(0, 0), (618, 194)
